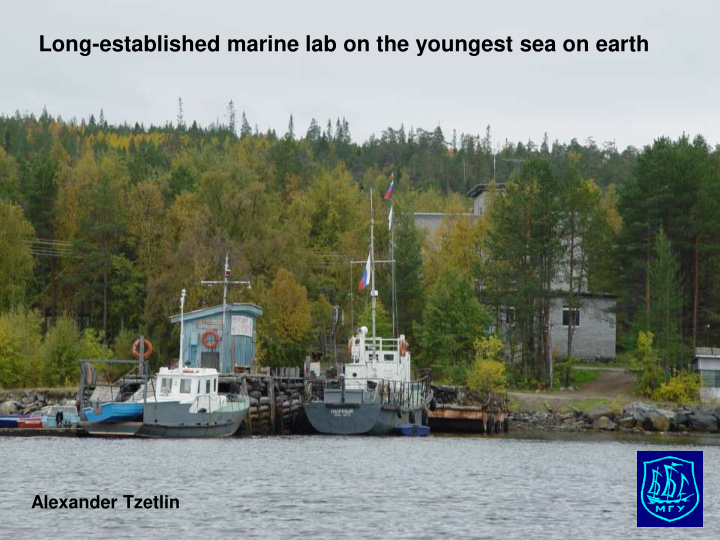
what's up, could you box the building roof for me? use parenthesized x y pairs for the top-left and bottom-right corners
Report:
(170, 303), (263, 323)
(467, 183), (506, 199)
(695, 347), (720, 358)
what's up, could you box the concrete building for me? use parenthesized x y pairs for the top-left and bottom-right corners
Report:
(414, 182), (617, 361)
(693, 347), (720, 402)
(169, 303), (263, 373)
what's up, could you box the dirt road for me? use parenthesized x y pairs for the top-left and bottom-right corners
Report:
(509, 367), (636, 407)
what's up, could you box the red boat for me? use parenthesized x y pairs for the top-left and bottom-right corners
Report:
(18, 417), (44, 429)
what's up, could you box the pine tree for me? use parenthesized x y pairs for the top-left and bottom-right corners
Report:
(177, 97), (185, 128)
(227, 100), (237, 134)
(240, 112), (252, 138)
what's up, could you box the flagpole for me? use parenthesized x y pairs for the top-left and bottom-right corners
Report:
(370, 190), (376, 361)
(390, 203), (397, 339)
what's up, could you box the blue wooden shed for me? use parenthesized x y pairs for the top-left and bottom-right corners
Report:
(169, 303), (263, 373)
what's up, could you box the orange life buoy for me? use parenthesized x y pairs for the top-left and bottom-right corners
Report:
(399, 339), (407, 356)
(132, 338), (153, 359)
(201, 328), (220, 349)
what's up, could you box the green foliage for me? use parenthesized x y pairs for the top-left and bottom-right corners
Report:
(554, 356), (578, 387)
(631, 331), (664, 397)
(644, 229), (686, 370)
(652, 372), (701, 405)
(0, 202), (35, 310)
(467, 336), (507, 393)
(618, 135), (719, 357)
(41, 316), (83, 386)
(357, 299), (393, 338)
(390, 204), (424, 343)
(418, 268), (491, 368)
(260, 268), (313, 368)
(0, 308), (43, 388)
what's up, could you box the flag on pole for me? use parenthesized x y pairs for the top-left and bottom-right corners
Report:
(388, 204), (394, 231)
(383, 177), (395, 200)
(358, 252), (371, 290)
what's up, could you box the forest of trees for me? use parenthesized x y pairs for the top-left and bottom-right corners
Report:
(0, 104), (718, 391)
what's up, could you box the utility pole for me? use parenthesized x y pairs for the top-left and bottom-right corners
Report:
(201, 253), (251, 372)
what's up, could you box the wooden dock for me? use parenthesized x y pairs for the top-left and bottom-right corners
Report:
(428, 386), (509, 434)
(0, 428), (83, 437)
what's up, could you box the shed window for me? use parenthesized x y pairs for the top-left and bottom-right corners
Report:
(180, 379), (192, 394)
(562, 307), (580, 327)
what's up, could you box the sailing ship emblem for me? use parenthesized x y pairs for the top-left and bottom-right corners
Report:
(640, 456), (699, 523)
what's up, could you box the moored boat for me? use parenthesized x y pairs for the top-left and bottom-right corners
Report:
(82, 402), (144, 423)
(304, 189), (433, 435)
(138, 366), (249, 438)
(396, 423), (430, 437)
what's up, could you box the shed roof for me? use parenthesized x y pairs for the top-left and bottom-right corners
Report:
(170, 303), (263, 323)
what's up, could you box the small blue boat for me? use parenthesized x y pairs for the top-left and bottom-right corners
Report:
(82, 402), (144, 423)
(0, 416), (20, 428)
(396, 423), (430, 437)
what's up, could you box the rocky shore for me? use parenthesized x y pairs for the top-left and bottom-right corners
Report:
(0, 389), (76, 415)
(511, 401), (720, 434)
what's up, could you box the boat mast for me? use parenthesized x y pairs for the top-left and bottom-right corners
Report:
(370, 190), (376, 361)
(201, 253), (251, 372)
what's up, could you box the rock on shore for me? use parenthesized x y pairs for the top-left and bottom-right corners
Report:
(0, 389), (76, 415)
(510, 401), (720, 434)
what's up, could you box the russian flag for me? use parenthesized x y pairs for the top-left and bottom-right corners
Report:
(383, 177), (395, 200)
(358, 253), (371, 290)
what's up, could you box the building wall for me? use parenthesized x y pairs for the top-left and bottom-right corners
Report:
(549, 296), (616, 360)
(171, 304), (261, 373)
(413, 212), (476, 236)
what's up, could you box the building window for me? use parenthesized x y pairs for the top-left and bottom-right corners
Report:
(700, 370), (720, 388)
(180, 378), (192, 394)
(505, 308), (515, 325)
(562, 307), (580, 327)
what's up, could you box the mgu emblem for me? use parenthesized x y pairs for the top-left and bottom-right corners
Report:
(641, 456), (699, 522)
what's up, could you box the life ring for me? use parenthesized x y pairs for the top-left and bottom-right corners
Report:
(201, 329), (220, 348)
(399, 339), (407, 356)
(132, 338), (153, 359)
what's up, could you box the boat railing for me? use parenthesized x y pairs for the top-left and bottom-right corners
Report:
(362, 337), (404, 353)
(306, 373), (432, 409)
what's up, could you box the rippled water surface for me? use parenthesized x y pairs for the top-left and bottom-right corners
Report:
(1, 433), (719, 539)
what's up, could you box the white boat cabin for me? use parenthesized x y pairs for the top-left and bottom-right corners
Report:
(154, 367), (225, 411)
(346, 326), (411, 386)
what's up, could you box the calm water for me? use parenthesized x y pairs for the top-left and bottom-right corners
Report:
(0, 433), (719, 539)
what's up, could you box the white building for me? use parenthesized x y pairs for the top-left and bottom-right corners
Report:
(414, 183), (617, 361)
(693, 347), (720, 402)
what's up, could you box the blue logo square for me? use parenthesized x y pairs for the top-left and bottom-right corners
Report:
(637, 450), (703, 527)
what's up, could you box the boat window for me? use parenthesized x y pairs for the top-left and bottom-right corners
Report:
(206, 379), (211, 393)
(384, 354), (394, 362)
(197, 380), (202, 393)
(180, 378), (192, 393)
(160, 378), (173, 395)
(213, 378), (217, 391)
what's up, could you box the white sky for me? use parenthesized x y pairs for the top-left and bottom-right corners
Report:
(1, 0), (718, 150)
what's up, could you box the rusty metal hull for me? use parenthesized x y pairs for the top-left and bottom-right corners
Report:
(428, 405), (508, 434)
